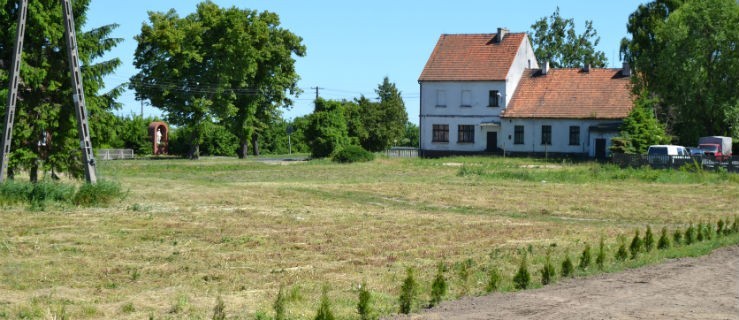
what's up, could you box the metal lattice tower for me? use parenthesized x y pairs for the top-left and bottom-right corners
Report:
(0, 0), (97, 183)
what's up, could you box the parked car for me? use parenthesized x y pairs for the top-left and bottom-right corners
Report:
(687, 147), (704, 157)
(647, 145), (691, 167)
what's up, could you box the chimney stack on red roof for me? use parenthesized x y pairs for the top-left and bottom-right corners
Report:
(541, 61), (549, 75)
(497, 27), (508, 43)
(622, 62), (631, 76)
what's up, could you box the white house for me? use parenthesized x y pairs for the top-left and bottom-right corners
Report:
(418, 28), (633, 158)
(418, 28), (538, 155)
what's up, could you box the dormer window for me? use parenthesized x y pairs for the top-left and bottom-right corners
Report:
(488, 90), (500, 107)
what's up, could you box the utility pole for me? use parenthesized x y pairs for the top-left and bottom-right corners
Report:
(310, 86), (323, 101)
(0, 0), (28, 183)
(0, 0), (97, 183)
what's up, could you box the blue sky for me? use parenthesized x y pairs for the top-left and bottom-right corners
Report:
(85, 0), (646, 125)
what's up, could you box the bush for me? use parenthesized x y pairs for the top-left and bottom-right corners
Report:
(513, 254), (530, 290)
(561, 254), (574, 277)
(73, 180), (125, 207)
(644, 225), (654, 252)
(657, 227), (671, 250)
(673, 228), (683, 246)
(331, 145), (374, 163)
(685, 224), (696, 245)
(398, 267), (417, 314)
(596, 238), (606, 270)
(540, 253), (556, 285)
(717, 219), (725, 236)
(357, 282), (372, 320)
(615, 236), (628, 261)
(456, 258), (474, 295)
(274, 286), (287, 320)
(485, 267), (501, 293)
(314, 287), (335, 320)
(696, 223), (705, 241)
(429, 263), (447, 307)
(579, 244), (592, 270)
(629, 230), (643, 259)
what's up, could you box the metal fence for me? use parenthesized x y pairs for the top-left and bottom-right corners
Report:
(385, 147), (418, 158)
(96, 149), (135, 160)
(611, 153), (739, 172)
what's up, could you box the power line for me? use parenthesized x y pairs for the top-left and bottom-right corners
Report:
(310, 86), (323, 101)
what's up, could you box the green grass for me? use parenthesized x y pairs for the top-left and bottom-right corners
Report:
(0, 156), (736, 319)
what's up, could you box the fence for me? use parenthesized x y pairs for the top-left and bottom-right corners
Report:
(611, 153), (739, 172)
(96, 149), (135, 160)
(385, 147), (418, 158)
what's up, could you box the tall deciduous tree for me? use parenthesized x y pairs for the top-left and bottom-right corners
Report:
(620, 0), (684, 136)
(622, 0), (739, 143)
(529, 7), (607, 68)
(130, 1), (304, 159)
(0, 0), (122, 181)
(655, 0), (737, 143)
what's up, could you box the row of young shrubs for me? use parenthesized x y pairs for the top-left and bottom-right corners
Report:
(204, 217), (739, 320)
(0, 180), (124, 209)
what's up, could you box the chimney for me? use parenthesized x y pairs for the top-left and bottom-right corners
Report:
(622, 62), (631, 76)
(541, 61), (549, 75)
(583, 63), (590, 72)
(497, 27), (508, 43)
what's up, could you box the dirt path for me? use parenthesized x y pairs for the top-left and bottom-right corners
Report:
(388, 245), (739, 320)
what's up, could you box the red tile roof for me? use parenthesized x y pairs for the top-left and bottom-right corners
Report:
(503, 68), (634, 119)
(418, 33), (527, 81)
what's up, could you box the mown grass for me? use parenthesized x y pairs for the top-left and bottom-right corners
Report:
(0, 156), (737, 319)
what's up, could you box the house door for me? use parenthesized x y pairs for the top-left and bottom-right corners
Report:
(486, 132), (498, 152)
(595, 138), (607, 160)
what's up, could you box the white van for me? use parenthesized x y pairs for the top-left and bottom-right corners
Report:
(647, 145), (690, 166)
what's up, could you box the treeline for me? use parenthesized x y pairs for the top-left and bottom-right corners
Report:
(107, 76), (419, 158)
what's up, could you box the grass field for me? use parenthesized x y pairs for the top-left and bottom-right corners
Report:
(1, 156), (738, 319)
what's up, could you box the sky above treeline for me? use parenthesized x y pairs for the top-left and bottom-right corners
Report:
(85, 0), (647, 124)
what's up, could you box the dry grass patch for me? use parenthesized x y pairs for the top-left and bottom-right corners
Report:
(0, 157), (736, 319)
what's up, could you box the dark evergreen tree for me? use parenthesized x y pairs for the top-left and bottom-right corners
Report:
(0, 0), (123, 180)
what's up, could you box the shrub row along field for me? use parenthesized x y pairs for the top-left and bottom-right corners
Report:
(0, 157), (737, 319)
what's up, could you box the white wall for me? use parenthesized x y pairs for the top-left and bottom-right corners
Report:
(499, 118), (620, 156)
(420, 81), (507, 151)
(420, 116), (501, 152)
(505, 36), (539, 103)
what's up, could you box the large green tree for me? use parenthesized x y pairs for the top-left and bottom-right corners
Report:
(305, 98), (350, 158)
(0, 0), (122, 181)
(130, 1), (304, 159)
(359, 77), (408, 152)
(529, 7), (608, 68)
(622, 0), (739, 143)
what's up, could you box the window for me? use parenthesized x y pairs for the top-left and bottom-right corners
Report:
(461, 90), (472, 107)
(569, 126), (580, 145)
(436, 90), (446, 107)
(458, 125), (475, 143)
(541, 125), (552, 145)
(432, 124), (449, 142)
(514, 125), (524, 144)
(488, 90), (500, 107)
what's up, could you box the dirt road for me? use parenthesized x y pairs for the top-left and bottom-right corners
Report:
(389, 245), (739, 320)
